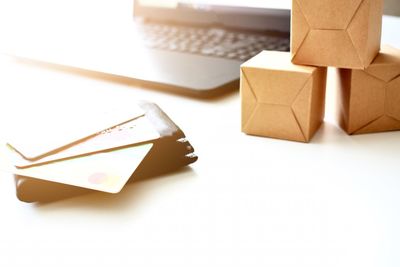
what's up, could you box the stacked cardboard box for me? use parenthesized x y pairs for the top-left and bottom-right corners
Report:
(337, 45), (400, 134)
(241, 0), (399, 142)
(241, 51), (327, 142)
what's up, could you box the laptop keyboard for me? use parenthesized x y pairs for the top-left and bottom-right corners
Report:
(138, 23), (290, 61)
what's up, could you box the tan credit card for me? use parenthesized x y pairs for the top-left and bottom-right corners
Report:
(10, 116), (160, 168)
(6, 105), (145, 160)
(10, 143), (153, 194)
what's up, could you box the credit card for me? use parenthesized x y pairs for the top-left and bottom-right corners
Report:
(10, 116), (160, 168)
(6, 105), (145, 161)
(11, 143), (153, 194)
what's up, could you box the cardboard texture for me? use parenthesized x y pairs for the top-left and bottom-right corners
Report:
(291, 0), (383, 69)
(337, 45), (400, 135)
(241, 51), (327, 142)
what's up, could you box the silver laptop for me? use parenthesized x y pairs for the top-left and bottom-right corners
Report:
(14, 0), (291, 96)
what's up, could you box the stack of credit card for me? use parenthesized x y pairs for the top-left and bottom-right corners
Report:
(4, 102), (197, 203)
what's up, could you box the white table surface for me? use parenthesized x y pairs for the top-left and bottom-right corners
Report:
(0, 1), (399, 266)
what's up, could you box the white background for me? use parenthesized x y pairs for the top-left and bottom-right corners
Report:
(0, 1), (399, 266)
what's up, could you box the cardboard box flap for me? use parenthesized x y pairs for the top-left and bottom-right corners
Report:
(347, 0), (370, 67)
(293, 30), (362, 68)
(355, 116), (400, 134)
(366, 0), (385, 68)
(386, 78), (400, 120)
(243, 67), (310, 105)
(309, 68), (327, 136)
(245, 105), (306, 142)
(291, 0), (310, 57)
(366, 64), (400, 82)
(296, 0), (363, 30)
(348, 71), (385, 133)
(365, 46), (400, 82)
(292, 77), (313, 139)
(241, 69), (257, 130)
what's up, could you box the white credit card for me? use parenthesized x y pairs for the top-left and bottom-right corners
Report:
(6, 105), (145, 161)
(10, 116), (160, 168)
(11, 143), (153, 194)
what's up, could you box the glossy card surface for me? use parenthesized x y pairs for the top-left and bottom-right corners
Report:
(11, 143), (153, 193)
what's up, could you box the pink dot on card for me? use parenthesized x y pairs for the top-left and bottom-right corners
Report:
(88, 172), (108, 184)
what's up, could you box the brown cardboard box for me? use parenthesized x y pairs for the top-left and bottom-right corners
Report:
(241, 51), (327, 142)
(291, 0), (383, 69)
(337, 45), (400, 134)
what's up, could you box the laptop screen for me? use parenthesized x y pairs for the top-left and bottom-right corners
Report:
(134, 0), (291, 32)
